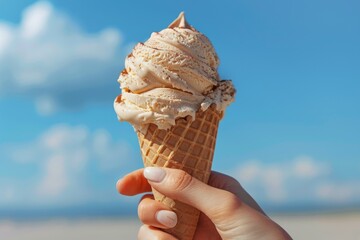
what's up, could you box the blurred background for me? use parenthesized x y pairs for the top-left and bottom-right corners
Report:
(1, 0), (359, 239)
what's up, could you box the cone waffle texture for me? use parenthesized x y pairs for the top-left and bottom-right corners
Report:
(136, 106), (223, 240)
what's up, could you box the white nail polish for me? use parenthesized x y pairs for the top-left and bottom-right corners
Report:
(144, 167), (166, 182)
(156, 210), (177, 228)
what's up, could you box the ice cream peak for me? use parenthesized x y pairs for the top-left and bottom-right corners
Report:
(168, 12), (193, 29)
(114, 12), (235, 130)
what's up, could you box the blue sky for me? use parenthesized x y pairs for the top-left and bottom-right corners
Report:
(0, 0), (359, 217)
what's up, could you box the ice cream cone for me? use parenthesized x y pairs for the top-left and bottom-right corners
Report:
(114, 12), (235, 240)
(136, 105), (223, 240)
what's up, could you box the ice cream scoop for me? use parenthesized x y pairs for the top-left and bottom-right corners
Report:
(114, 12), (235, 130)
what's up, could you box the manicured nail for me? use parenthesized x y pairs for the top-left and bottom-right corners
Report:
(144, 167), (166, 182)
(156, 210), (177, 228)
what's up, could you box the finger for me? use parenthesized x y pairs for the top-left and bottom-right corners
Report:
(138, 194), (177, 229)
(143, 167), (243, 223)
(116, 168), (152, 196)
(138, 225), (178, 240)
(209, 171), (265, 214)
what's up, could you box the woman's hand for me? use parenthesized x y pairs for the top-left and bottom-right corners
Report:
(117, 167), (292, 240)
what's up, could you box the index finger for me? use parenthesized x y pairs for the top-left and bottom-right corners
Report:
(117, 168), (152, 196)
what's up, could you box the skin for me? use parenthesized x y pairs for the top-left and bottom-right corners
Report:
(117, 167), (292, 240)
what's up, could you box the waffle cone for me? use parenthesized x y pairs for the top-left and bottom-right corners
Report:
(136, 105), (223, 240)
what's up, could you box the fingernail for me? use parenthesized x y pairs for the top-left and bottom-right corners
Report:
(156, 210), (177, 228)
(144, 167), (166, 182)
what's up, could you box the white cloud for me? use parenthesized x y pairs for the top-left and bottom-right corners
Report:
(316, 181), (360, 203)
(0, 1), (124, 113)
(21, 0), (52, 39)
(236, 161), (290, 202)
(292, 155), (330, 179)
(37, 155), (68, 197)
(0, 24), (13, 53)
(92, 129), (131, 171)
(233, 156), (360, 205)
(1, 124), (133, 204)
(263, 167), (286, 201)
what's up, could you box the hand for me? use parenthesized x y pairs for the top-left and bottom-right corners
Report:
(117, 167), (292, 240)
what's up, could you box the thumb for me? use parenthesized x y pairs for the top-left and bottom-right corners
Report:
(143, 167), (241, 225)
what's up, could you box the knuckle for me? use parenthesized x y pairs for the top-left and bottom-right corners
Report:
(170, 170), (193, 192)
(211, 191), (242, 220)
(225, 192), (242, 210)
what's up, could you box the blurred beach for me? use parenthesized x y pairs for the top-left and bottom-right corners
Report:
(1, 212), (360, 240)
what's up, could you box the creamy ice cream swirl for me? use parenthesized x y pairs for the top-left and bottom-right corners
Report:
(114, 12), (235, 130)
